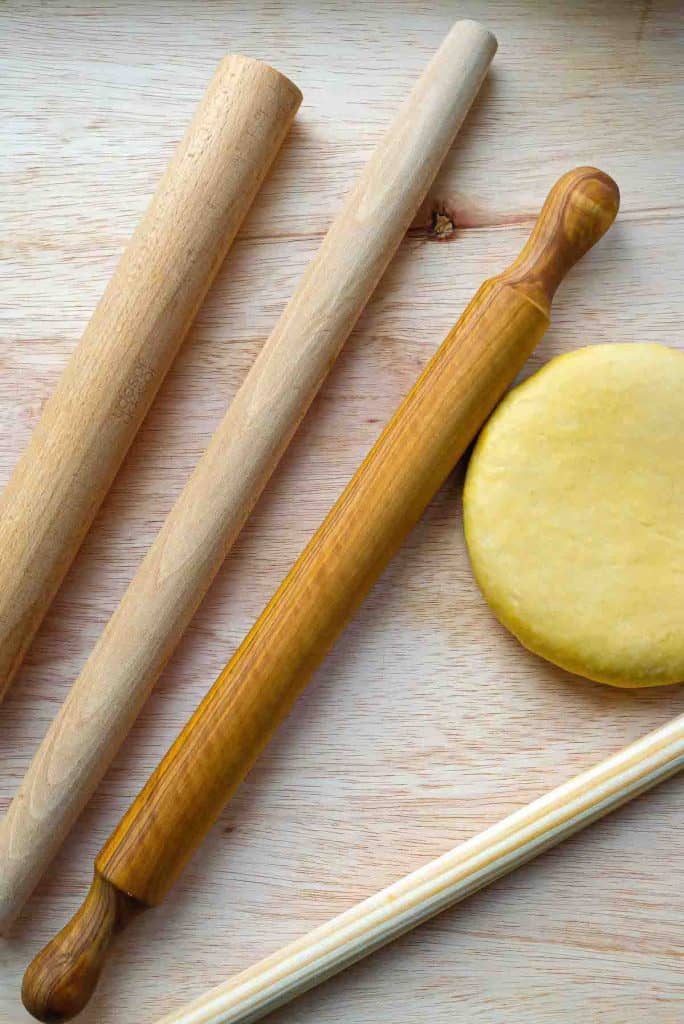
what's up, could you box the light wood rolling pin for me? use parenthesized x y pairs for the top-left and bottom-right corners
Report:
(0, 55), (301, 702)
(0, 20), (497, 933)
(22, 166), (619, 1023)
(152, 712), (684, 1024)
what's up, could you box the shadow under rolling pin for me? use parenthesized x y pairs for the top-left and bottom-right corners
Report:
(0, 55), (301, 701)
(22, 166), (620, 1022)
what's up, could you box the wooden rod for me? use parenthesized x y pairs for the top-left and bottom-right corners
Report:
(151, 713), (684, 1024)
(0, 55), (301, 702)
(21, 166), (619, 1023)
(0, 20), (497, 934)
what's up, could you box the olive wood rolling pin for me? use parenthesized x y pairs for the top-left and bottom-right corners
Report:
(22, 166), (619, 1023)
(153, 712), (684, 1024)
(0, 55), (301, 702)
(0, 20), (497, 933)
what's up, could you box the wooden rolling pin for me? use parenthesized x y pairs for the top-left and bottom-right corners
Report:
(152, 712), (684, 1024)
(22, 166), (619, 1023)
(0, 20), (497, 933)
(0, 55), (301, 701)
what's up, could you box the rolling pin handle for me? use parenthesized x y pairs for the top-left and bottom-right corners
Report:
(502, 166), (620, 308)
(21, 873), (144, 1023)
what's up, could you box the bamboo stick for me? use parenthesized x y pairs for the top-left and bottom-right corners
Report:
(153, 713), (684, 1024)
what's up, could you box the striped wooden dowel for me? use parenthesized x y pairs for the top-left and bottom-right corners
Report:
(155, 713), (684, 1024)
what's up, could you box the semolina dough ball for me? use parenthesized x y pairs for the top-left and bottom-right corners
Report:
(463, 343), (684, 688)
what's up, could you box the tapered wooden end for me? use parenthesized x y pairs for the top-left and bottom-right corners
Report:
(504, 167), (620, 306)
(22, 872), (144, 1022)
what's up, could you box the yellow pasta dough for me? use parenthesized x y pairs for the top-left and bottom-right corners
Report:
(463, 343), (684, 688)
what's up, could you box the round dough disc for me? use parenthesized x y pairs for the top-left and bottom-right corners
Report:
(463, 343), (684, 688)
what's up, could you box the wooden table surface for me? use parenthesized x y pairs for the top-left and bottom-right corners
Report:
(1, 3), (682, 1022)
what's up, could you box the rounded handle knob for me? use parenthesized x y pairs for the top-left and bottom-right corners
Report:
(502, 166), (620, 305)
(22, 872), (143, 1022)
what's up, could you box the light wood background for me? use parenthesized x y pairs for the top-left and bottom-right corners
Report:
(1, 2), (682, 1023)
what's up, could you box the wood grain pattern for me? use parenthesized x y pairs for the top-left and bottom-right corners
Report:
(0, 18), (496, 937)
(2, 4), (683, 1024)
(0, 54), (301, 703)
(20, 168), (620, 1022)
(152, 712), (684, 1024)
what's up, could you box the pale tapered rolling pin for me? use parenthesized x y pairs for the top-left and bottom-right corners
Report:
(22, 167), (619, 1022)
(0, 20), (497, 933)
(0, 56), (301, 702)
(153, 713), (684, 1024)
